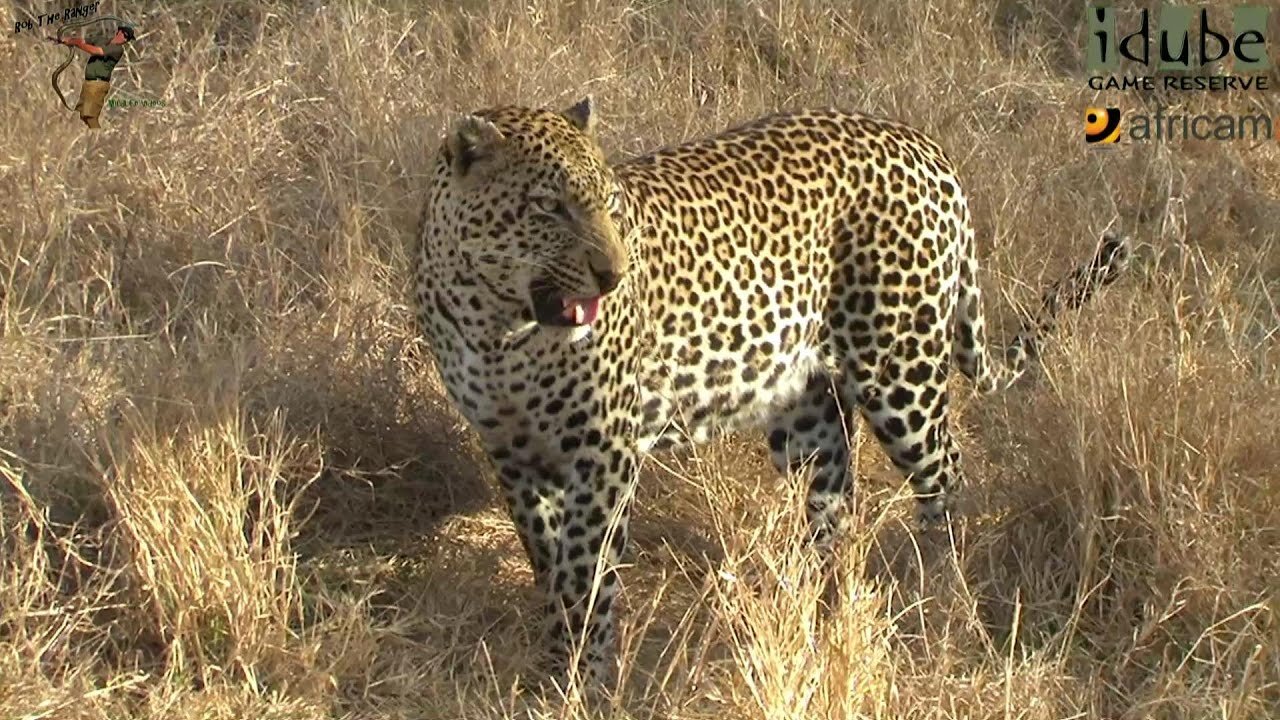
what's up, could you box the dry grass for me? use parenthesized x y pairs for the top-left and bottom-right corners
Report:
(2, 0), (1279, 717)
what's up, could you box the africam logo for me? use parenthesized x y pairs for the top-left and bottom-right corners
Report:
(1084, 107), (1123, 144)
(1085, 105), (1278, 145)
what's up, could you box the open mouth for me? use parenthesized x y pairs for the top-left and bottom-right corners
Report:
(530, 280), (602, 327)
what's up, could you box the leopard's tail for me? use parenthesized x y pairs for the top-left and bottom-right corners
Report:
(953, 231), (1130, 394)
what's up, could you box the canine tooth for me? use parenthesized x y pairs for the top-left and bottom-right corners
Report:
(573, 304), (585, 324)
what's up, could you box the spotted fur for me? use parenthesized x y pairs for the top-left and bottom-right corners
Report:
(413, 97), (1127, 685)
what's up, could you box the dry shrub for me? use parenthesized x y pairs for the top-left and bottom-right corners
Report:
(96, 407), (319, 687)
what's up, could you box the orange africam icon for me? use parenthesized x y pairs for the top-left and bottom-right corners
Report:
(1084, 107), (1122, 144)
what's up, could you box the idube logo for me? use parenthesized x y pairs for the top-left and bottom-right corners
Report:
(1086, 3), (1270, 92)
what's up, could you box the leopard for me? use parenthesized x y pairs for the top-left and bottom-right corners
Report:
(412, 96), (1128, 687)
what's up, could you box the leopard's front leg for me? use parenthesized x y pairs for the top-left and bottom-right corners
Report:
(543, 442), (639, 689)
(493, 451), (565, 594)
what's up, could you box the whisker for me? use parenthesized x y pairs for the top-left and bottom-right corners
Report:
(458, 247), (551, 271)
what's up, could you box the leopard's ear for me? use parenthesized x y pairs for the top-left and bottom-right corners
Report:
(443, 115), (505, 178)
(561, 96), (597, 134)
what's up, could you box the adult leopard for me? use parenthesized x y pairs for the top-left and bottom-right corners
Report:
(413, 97), (1127, 686)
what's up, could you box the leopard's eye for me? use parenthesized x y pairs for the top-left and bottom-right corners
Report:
(531, 195), (565, 216)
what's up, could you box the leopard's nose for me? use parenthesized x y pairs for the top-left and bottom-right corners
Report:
(593, 268), (621, 294)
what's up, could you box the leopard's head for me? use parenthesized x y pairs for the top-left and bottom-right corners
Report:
(421, 97), (628, 329)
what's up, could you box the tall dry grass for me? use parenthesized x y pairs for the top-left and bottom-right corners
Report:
(1, 0), (1278, 717)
